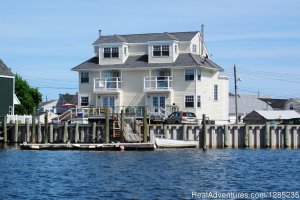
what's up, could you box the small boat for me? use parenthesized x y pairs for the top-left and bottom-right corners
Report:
(155, 137), (198, 148)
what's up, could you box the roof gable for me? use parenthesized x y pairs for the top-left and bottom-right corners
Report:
(0, 59), (14, 77)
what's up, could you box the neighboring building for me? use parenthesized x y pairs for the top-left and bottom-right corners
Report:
(284, 98), (300, 113)
(72, 30), (229, 122)
(229, 93), (272, 123)
(56, 93), (78, 114)
(259, 98), (288, 110)
(243, 110), (300, 124)
(0, 59), (20, 117)
(38, 100), (58, 114)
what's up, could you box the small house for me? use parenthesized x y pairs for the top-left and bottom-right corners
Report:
(243, 110), (300, 125)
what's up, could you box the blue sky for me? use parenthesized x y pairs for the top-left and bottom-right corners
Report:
(1, 0), (300, 100)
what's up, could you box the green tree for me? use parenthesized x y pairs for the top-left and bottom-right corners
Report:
(15, 75), (42, 115)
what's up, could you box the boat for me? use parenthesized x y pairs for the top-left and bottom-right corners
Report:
(155, 137), (198, 148)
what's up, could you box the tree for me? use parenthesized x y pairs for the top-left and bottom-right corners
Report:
(15, 75), (42, 115)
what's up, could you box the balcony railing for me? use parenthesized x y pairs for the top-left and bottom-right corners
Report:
(94, 77), (122, 92)
(144, 76), (173, 91)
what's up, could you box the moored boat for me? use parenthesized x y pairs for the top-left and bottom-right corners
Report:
(155, 137), (198, 148)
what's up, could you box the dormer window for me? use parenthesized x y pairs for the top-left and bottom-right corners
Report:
(104, 47), (119, 58)
(192, 44), (197, 53)
(124, 47), (127, 56)
(153, 45), (169, 57)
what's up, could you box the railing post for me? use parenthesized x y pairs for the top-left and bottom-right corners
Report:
(104, 79), (107, 90)
(167, 76), (170, 89)
(143, 107), (148, 143)
(155, 77), (157, 90)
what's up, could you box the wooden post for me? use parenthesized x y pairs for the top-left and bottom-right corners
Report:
(284, 125), (290, 148)
(3, 116), (7, 143)
(44, 111), (48, 143)
(37, 121), (42, 143)
(105, 108), (109, 143)
(163, 124), (167, 139)
(49, 124), (53, 143)
(14, 120), (19, 143)
(75, 123), (79, 143)
(202, 114), (207, 150)
(32, 108), (36, 143)
(92, 122), (96, 143)
(264, 122), (270, 148)
(120, 109), (125, 142)
(25, 118), (30, 142)
(224, 124), (228, 148)
(183, 124), (187, 141)
(244, 124), (249, 148)
(143, 107), (148, 143)
(63, 121), (68, 143)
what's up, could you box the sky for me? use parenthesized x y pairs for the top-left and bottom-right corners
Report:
(1, 0), (300, 101)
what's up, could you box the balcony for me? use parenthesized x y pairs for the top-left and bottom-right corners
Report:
(144, 76), (173, 92)
(94, 77), (122, 93)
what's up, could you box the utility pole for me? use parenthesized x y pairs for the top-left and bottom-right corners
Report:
(234, 65), (238, 124)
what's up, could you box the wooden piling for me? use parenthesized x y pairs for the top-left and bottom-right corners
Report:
(244, 124), (249, 148)
(25, 118), (30, 142)
(92, 122), (96, 143)
(44, 111), (48, 143)
(264, 123), (270, 148)
(32, 108), (36, 143)
(120, 110), (125, 142)
(75, 123), (79, 143)
(183, 124), (187, 141)
(202, 114), (207, 150)
(37, 121), (42, 143)
(224, 124), (228, 148)
(14, 120), (19, 143)
(163, 124), (167, 139)
(284, 125), (290, 148)
(3, 116), (7, 143)
(105, 108), (109, 143)
(143, 107), (148, 143)
(63, 121), (68, 143)
(49, 124), (53, 143)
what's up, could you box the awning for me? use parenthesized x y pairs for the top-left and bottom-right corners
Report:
(13, 93), (20, 105)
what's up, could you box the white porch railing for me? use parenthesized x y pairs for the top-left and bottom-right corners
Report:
(94, 77), (122, 92)
(144, 76), (173, 91)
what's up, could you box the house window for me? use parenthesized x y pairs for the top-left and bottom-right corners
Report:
(197, 68), (201, 80)
(80, 72), (89, 83)
(175, 45), (178, 54)
(290, 105), (294, 110)
(81, 97), (89, 106)
(104, 47), (119, 58)
(214, 85), (218, 101)
(124, 47), (127, 56)
(185, 95), (194, 108)
(9, 106), (13, 115)
(197, 96), (201, 108)
(153, 45), (169, 57)
(192, 44), (197, 53)
(185, 69), (195, 81)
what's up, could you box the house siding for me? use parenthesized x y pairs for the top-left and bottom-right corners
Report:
(0, 77), (14, 116)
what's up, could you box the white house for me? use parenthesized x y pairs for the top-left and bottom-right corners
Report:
(72, 29), (229, 123)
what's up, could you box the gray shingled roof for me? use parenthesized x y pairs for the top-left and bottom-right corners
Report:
(0, 59), (14, 76)
(229, 94), (273, 115)
(93, 31), (199, 45)
(72, 54), (223, 71)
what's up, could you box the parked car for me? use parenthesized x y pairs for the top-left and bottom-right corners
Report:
(164, 111), (198, 124)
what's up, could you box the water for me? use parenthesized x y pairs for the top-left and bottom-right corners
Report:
(0, 145), (299, 200)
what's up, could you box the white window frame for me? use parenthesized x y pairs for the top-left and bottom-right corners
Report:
(103, 47), (119, 58)
(214, 84), (218, 101)
(197, 95), (201, 108)
(185, 69), (195, 81)
(80, 96), (89, 107)
(80, 72), (89, 83)
(153, 45), (170, 57)
(185, 95), (194, 108)
(192, 44), (197, 53)
(124, 46), (127, 56)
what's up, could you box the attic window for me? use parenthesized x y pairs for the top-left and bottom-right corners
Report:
(104, 47), (119, 58)
(153, 45), (169, 57)
(192, 44), (197, 53)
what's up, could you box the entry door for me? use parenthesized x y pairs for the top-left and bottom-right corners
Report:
(152, 96), (165, 113)
(101, 96), (115, 111)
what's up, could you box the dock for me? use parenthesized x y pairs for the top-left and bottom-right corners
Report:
(20, 142), (155, 151)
